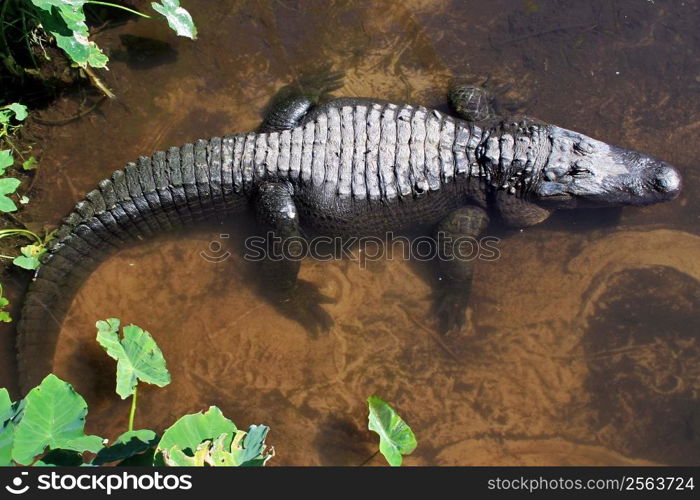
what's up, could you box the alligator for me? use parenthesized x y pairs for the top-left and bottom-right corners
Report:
(16, 72), (682, 393)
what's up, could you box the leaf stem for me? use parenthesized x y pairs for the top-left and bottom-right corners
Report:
(84, 1), (152, 19)
(128, 385), (138, 431)
(0, 228), (42, 245)
(359, 450), (379, 466)
(82, 66), (116, 99)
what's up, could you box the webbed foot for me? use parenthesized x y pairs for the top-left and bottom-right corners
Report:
(292, 65), (345, 102)
(260, 65), (345, 132)
(433, 285), (470, 334)
(265, 279), (335, 337)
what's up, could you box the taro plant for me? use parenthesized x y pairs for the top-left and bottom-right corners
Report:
(0, 228), (53, 270)
(367, 395), (417, 466)
(1, 1), (197, 98)
(0, 100), (47, 322)
(0, 318), (273, 466)
(0, 317), (417, 466)
(28, 0), (197, 70)
(95, 318), (171, 432)
(0, 225), (53, 323)
(0, 102), (34, 212)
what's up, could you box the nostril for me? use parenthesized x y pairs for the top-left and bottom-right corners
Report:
(654, 165), (682, 196)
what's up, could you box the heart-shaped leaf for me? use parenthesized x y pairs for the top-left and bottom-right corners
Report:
(7, 103), (27, 121)
(0, 177), (20, 212)
(12, 374), (104, 465)
(96, 318), (171, 399)
(367, 396), (417, 466)
(13, 244), (46, 270)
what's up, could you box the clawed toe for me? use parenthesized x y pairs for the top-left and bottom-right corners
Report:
(433, 288), (469, 335)
(269, 279), (335, 337)
(296, 65), (345, 100)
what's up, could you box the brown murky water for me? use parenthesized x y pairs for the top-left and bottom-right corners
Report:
(1, 0), (699, 465)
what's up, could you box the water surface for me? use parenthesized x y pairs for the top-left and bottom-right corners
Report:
(1, 0), (699, 465)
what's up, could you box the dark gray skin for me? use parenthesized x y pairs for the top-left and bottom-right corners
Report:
(16, 75), (681, 393)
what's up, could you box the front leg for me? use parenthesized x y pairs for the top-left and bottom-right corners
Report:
(253, 182), (333, 335)
(433, 206), (490, 334)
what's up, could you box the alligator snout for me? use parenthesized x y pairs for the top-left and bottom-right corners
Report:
(652, 164), (682, 200)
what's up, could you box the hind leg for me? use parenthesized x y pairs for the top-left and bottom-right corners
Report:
(252, 181), (334, 336)
(259, 68), (344, 132)
(432, 206), (490, 334)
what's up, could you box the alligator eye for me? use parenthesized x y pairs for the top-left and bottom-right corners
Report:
(573, 142), (593, 155)
(571, 159), (592, 177)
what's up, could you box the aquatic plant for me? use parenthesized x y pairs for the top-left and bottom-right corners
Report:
(29, 0), (196, 69)
(0, 100), (46, 321)
(1, 1), (197, 97)
(0, 227), (53, 322)
(1, 316), (418, 466)
(0, 318), (273, 466)
(0, 102), (35, 209)
(367, 396), (417, 466)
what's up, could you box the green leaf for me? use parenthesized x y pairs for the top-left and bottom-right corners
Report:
(93, 429), (158, 465)
(22, 157), (38, 171)
(231, 425), (272, 466)
(163, 440), (210, 466)
(151, 1), (197, 39)
(31, 1), (86, 13)
(157, 406), (236, 459)
(0, 424), (15, 466)
(205, 434), (235, 466)
(86, 43), (109, 68)
(0, 150), (13, 173)
(13, 244), (45, 270)
(7, 103), (28, 121)
(96, 318), (171, 399)
(367, 396), (417, 466)
(33, 2), (109, 68)
(0, 389), (13, 466)
(0, 295), (11, 322)
(0, 389), (9, 415)
(0, 178), (20, 213)
(12, 374), (103, 465)
(163, 429), (273, 467)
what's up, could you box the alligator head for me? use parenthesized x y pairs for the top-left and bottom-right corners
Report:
(530, 125), (682, 209)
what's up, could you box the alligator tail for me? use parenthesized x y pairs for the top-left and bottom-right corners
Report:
(17, 137), (247, 393)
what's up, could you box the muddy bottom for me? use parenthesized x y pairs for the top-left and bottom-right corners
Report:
(49, 228), (700, 465)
